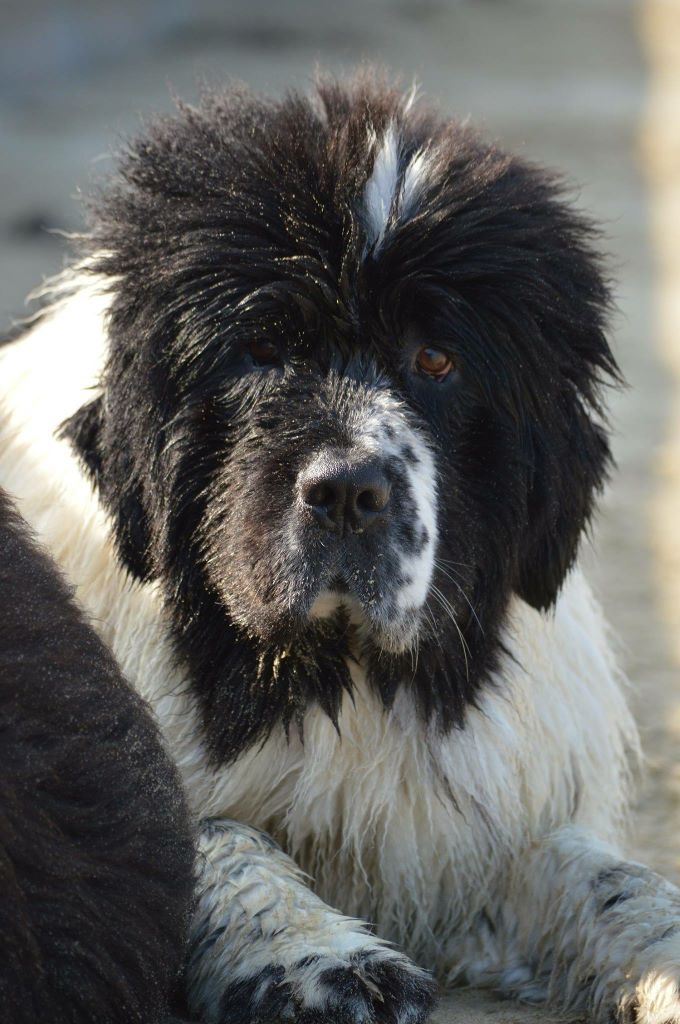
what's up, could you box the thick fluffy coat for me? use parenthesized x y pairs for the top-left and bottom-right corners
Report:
(2, 73), (680, 1024)
(0, 488), (195, 1023)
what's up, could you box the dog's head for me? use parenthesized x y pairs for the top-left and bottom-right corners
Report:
(63, 74), (618, 761)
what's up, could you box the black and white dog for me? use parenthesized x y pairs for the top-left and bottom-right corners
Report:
(0, 486), (194, 1023)
(2, 71), (679, 1024)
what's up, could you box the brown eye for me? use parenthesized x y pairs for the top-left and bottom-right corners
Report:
(247, 339), (280, 367)
(415, 346), (455, 382)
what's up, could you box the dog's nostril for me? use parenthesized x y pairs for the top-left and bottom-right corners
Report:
(305, 482), (337, 509)
(356, 486), (389, 513)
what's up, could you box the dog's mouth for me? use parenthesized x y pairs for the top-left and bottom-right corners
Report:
(301, 565), (425, 654)
(327, 574), (350, 595)
(308, 575), (363, 624)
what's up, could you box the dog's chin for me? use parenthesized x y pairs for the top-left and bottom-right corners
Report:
(231, 597), (420, 656)
(222, 569), (424, 654)
(308, 588), (422, 655)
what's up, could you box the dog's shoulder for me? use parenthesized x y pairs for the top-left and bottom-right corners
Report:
(0, 279), (218, 810)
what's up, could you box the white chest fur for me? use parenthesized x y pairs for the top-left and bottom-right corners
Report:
(0, 284), (639, 970)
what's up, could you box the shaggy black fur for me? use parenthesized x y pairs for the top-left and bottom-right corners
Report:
(0, 488), (195, 1023)
(62, 71), (619, 766)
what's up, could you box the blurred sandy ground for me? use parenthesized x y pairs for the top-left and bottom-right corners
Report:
(2, 0), (680, 1017)
(636, 0), (680, 880)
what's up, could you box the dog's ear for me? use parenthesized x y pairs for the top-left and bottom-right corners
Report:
(60, 397), (104, 481)
(60, 397), (154, 582)
(515, 396), (611, 611)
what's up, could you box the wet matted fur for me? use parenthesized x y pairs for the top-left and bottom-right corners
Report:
(2, 71), (680, 1024)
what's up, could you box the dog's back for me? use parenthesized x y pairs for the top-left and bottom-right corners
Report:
(0, 486), (195, 1023)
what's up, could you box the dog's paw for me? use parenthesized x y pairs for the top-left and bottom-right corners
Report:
(187, 821), (436, 1024)
(213, 944), (436, 1024)
(614, 931), (680, 1024)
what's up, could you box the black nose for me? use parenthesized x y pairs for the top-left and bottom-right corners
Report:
(299, 455), (391, 534)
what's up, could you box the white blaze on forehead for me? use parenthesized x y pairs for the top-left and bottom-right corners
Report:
(364, 124), (400, 250)
(400, 147), (431, 222)
(362, 123), (432, 251)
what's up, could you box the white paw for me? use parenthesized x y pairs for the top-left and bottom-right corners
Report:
(186, 821), (436, 1024)
(616, 931), (680, 1024)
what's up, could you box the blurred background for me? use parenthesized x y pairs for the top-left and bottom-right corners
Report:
(2, 0), (680, 880)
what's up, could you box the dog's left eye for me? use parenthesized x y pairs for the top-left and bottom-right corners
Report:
(414, 346), (455, 382)
(246, 339), (281, 367)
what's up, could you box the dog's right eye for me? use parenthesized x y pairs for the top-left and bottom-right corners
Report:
(246, 339), (281, 367)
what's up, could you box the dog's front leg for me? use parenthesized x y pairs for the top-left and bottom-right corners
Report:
(186, 819), (436, 1024)
(508, 825), (680, 1023)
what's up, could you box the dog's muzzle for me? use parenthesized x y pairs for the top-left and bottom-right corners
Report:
(294, 434), (435, 650)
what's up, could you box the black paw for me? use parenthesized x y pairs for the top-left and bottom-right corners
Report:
(216, 947), (437, 1024)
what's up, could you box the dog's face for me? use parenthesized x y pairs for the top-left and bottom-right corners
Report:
(204, 358), (438, 653)
(64, 76), (618, 762)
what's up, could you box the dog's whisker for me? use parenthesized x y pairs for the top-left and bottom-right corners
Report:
(431, 557), (474, 570)
(432, 559), (484, 635)
(430, 584), (470, 682)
